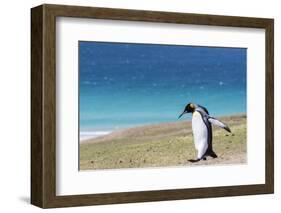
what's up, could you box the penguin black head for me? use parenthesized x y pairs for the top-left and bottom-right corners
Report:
(178, 103), (195, 119)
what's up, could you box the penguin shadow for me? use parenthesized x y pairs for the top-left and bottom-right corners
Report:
(188, 151), (218, 163)
(188, 158), (206, 163)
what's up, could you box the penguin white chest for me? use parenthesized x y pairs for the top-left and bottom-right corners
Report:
(192, 111), (208, 151)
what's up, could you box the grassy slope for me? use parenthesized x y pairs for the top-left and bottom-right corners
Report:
(80, 115), (246, 170)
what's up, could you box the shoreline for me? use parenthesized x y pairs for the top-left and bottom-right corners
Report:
(81, 113), (246, 144)
(80, 131), (112, 142)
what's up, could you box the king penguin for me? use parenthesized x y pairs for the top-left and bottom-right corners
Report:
(178, 103), (231, 163)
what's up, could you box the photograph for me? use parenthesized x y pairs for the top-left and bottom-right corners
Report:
(79, 41), (247, 170)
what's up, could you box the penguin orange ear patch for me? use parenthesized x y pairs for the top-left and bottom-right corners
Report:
(190, 103), (194, 109)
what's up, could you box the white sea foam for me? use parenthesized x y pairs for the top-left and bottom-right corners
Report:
(80, 131), (111, 142)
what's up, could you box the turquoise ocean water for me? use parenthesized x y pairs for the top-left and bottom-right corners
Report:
(79, 42), (246, 139)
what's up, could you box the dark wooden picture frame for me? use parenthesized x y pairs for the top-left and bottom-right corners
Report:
(31, 4), (274, 208)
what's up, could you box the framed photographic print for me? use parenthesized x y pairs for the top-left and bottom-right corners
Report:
(31, 4), (274, 208)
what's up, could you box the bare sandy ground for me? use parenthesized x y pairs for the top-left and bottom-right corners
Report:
(80, 114), (246, 170)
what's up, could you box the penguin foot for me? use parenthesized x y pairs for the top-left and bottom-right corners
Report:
(202, 157), (207, 161)
(188, 159), (200, 163)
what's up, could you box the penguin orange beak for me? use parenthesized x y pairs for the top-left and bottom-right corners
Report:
(178, 111), (186, 119)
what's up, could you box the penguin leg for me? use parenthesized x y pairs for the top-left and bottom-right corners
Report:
(197, 147), (207, 160)
(188, 145), (208, 163)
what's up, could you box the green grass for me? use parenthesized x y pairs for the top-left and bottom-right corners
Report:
(80, 115), (246, 170)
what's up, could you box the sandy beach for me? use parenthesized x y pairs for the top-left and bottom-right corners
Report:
(80, 114), (247, 170)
